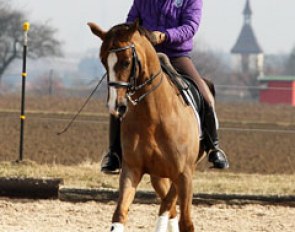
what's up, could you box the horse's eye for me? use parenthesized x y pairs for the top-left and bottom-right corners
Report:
(121, 61), (131, 69)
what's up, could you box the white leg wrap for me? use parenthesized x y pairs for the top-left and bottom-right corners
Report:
(168, 217), (179, 232)
(154, 213), (169, 232)
(110, 223), (124, 232)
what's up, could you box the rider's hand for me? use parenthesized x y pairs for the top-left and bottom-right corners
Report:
(152, 31), (166, 45)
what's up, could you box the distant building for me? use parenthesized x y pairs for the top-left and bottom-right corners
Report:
(231, 0), (264, 76)
(258, 76), (295, 106)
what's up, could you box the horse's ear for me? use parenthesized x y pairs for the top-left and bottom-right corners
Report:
(87, 22), (106, 40)
(128, 19), (140, 34)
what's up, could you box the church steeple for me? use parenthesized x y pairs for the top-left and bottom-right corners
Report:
(243, 0), (252, 24)
(231, 0), (264, 76)
(231, 0), (262, 55)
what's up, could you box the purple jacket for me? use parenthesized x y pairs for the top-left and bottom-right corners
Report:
(127, 0), (203, 58)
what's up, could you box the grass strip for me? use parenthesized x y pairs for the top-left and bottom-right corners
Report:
(0, 161), (294, 196)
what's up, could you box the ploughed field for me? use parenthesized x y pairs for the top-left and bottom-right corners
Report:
(0, 95), (294, 174)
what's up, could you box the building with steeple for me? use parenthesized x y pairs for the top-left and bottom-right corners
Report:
(231, 0), (264, 76)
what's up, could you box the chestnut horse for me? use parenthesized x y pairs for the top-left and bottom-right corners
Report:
(88, 21), (204, 232)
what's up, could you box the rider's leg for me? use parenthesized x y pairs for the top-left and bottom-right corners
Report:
(170, 56), (229, 169)
(203, 102), (229, 169)
(101, 115), (122, 174)
(170, 57), (215, 108)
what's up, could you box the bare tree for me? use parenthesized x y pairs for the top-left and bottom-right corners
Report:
(285, 46), (295, 75)
(0, 2), (62, 83)
(191, 47), (260, 100)
(191, 48), (230, 85)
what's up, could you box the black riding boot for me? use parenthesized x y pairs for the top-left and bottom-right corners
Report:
(203, 105), (229, 169)
(100, 115), (122, 174)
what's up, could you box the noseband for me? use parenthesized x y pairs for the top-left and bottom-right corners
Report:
(108, 43), (162, 105)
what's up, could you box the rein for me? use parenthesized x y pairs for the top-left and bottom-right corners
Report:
(108, 43), (162, 106)
(57, 73), (107, 135)
(127, 69), (162, 105)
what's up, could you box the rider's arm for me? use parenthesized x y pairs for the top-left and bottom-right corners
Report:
(165, 0), (203, 44)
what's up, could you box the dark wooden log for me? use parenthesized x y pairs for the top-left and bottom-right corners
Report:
(59, 187), (159, 204)
(192, 193), (295, 206)
(0, 177), (63, 199)
(59, 187), (295, 206)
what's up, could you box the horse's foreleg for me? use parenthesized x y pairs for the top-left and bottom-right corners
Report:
(163, 185), (179, 232)
(111, 167), (142, 232)
(177, 169), (194, 232)
(151, 176), (179, 232)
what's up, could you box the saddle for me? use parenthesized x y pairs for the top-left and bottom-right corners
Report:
(158, 53), (205, 136)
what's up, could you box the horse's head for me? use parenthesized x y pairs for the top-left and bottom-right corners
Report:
(88, 21), (160, 119)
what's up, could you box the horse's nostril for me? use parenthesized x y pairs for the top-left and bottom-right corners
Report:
(117, 104), (127, 117)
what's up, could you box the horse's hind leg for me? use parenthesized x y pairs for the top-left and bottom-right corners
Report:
(176, 169), (194, 232)
(111, 166), (142, 232)
(151, 176), (179, 232)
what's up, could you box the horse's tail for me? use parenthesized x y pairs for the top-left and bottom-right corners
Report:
(203, 78), (215, 98)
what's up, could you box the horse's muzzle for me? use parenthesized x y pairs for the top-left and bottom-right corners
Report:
(112, 97), (128, 119)
(117, 103), (128, 119)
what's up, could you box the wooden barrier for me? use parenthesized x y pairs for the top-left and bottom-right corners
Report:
(59, 187), (158, 204)
(0, 177), (63, 199)
(59, 187), (295, 206)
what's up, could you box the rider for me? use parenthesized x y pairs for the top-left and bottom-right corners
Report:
(101, 0), (229, 173)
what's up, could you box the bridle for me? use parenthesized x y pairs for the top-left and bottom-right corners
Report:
(108, 43), (162, 105)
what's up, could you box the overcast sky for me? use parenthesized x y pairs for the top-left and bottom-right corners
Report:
(10, 0), (295, 56)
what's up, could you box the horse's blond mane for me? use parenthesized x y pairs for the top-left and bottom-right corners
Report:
(137, 26), (158, 45)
